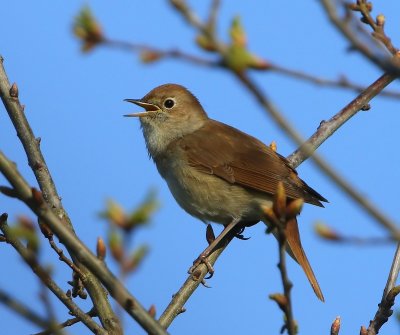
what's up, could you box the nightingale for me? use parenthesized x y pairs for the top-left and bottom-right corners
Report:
(125, 83), (327, 301)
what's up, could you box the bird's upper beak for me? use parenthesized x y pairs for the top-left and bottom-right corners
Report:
(124, 99), (159, 117)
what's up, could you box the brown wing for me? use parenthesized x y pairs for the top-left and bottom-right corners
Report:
(179, 120), (327, 206)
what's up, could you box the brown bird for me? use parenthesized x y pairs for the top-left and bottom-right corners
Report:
(125, 84), (327, 301)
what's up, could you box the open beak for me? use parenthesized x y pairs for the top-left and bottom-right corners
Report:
(124, 99), (159, 117)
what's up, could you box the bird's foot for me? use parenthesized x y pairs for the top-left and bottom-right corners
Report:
(188, 254), (215, 280)
(233, 226), (250, 240)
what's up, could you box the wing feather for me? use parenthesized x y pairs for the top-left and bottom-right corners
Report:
(180, 120), (326, 206)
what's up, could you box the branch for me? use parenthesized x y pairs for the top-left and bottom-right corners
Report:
(158, 226), (237, 329)
(276, 228), (296, 335)
(0, 153), (168, 335)
(0, 289), (49, 329)
(235, 71), (400, 238)
(0, 56), (122, 334)
(269, 63), (400, 99)
(320, 0), (400, 75)
(103, 39), (222, 67)
(287, 72), (396, 167)
(102, 38), (400, 98)
(367, 285), (400, 335)
(361, 245), (400, 335)
(0, 213), (106, 335)
(33, 309), (97, 335)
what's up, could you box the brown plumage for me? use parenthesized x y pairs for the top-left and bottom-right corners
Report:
(175, 120), (326, 301)
(180, 120), (326, 207)
(125, 83), (327, 301)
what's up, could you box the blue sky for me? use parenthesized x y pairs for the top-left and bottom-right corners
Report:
(1, 1), (400, 334)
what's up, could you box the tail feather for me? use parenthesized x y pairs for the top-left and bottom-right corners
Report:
(285, 218), (324, 301)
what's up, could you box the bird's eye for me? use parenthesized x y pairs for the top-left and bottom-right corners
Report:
(164, 99), (175, 109)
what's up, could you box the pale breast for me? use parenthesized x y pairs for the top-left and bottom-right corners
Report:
(154, 152), (272, 225)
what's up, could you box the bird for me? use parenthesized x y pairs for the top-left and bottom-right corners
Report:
(124, 83), (327, 301)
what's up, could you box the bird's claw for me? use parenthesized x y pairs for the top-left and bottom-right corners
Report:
(188, 255), (215, 280)
(234, 226), (250, 240)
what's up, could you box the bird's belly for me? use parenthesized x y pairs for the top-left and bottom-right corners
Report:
(160, 162), (272, 224)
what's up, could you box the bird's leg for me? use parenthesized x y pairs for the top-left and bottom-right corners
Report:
(189, 217), (241, 279)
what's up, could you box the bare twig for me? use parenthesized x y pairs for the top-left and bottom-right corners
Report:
(320, 0), (400, 75)
(48, 237), (84, 277)
(322, 0), (400, 335)
(367, 285), (400, 335)
(352, 0), (397, 55)
(0, 289), (49, 329)
(103, 39), (222, 67)
(382, 244), (400, 300)
(158, 226), (237, 329)
(269, 63), (400, 98)
(276, 228), (296, 335)
(0, 153), (168, 335)
(287, 72), (395, 166)
(0, 213), (106, 335)
(363, 244), (400, 335)
(102, 38), (400, 98)
(33, 309), (97, 335)
(0, 56), (122, 334)
(38, 283), (62, 335)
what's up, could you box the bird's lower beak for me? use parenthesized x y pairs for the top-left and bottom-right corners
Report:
(124, 99), (159, 117)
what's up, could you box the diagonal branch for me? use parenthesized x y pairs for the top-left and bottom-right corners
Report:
(235, 71), (400, 237)
(0, 289), (49, 329)
(287, 72), (396, 167)
(0, 56), (122, 335)
(33, 309), (97, 335)
(0, 151), (168, 335)
(158, 226), (237, 329)
(0, 213), (106, 335)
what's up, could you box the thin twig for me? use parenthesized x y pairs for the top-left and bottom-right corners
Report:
(103, 39), (222, 67)
(367, 285), (400, 335)
(33, 309), (97, 335)
(382, 244), (400, 299)
(0, 213), (106, 335)
(48, 237), (84, 277)
(269, 63), (400, 98)
(320, 0), (400, 75)
(102, 38), (400, 98)
(207, 0), (220, 31)
(38, 282), (62, 335)
(363, 245), (400, 335)
(321, 3), (400, 334)
(287, 72), (395, 166)
(0, 56), (123, 334)
(276, 227), (296, 335)
(0, 153), (168, 335)
(0, 289), (49, 329)
(158, 227), (237, 329)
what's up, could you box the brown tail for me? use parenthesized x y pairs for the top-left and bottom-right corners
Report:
(285, 218), (324, 301)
